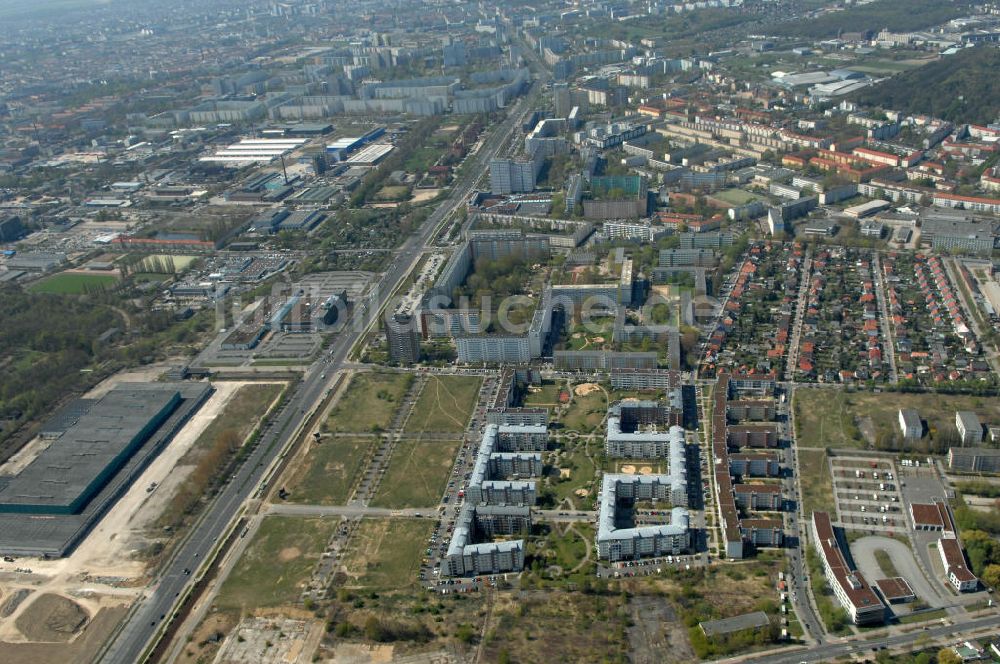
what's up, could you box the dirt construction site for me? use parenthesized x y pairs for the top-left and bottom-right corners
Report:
(0, 375), (279, 664)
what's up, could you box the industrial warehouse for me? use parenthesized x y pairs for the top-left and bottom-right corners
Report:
(0, 382), (212, 557)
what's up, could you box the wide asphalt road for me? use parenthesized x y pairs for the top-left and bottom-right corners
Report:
(98, 74), (545, 664)
(739, 613), (1000, 664)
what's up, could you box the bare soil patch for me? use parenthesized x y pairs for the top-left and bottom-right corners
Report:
(14, 594), (88, 642)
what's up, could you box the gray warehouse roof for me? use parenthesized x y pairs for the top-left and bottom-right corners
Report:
(700, 611), (771, 636)
(0, 385), (181, 513)
(0, 382), (212, 557)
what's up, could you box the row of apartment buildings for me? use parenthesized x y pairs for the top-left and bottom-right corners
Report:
(712, 373), (785, 560)
(439, 422), (548, 577)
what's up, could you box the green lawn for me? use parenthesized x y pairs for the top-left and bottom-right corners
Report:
(29, 272), (118, 294)
(560, 386), (608, 433)
(898, 608), (947, 624)
(711, 188), (760, 206)
(404, 375), (481, 434)
(795, 387), (1000, 451)
(216, 516), (336, 610)
(874, 549), (900, 578)
(325, 371), (413, 433)
(524, 381), (566, 407)
(798, 448), (833, 519)
(371, 438), (461, 508)
(283, 436), (374, 505)
(547, 440), (600, 510)
(341, 518), (434, 592)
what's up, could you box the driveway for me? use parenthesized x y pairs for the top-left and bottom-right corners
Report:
(850, 535), (946, 608)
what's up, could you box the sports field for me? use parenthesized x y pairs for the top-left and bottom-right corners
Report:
(29, 272), (118, 294)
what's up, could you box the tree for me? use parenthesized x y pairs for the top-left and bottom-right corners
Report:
(455, 623), (476, 644)
(363, 616), (383, 642)
(937, 648), (962, 664)
(981, 563), (1000, 590)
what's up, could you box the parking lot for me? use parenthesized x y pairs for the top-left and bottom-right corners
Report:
(830, 457), (904, 532)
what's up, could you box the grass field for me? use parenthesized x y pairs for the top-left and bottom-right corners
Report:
(404, 375), (481, 434)
(341, 518), (434, 592)
(847, 59), (925, 75)
(711, 188), (760, 206)
(324, 371), (413, 433)
(371, 439), (461, 508)
(560, 386), (608, 433)
(283, 436), (374, 505)
(374, 185), (411, 202)
(548, 440), (600, 509)
(216, 516), (336, 610)
(794, 388), (1000, 450)
(799, 448), (833, 518)
(29, 272), (118, 294)
(524, 381), (566, 407)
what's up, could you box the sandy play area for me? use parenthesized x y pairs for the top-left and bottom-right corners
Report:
(574, 383), (601, 396)
(410, 188), (440, 203)
(620, 465), (654, 475)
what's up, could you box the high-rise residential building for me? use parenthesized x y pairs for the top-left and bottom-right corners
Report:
(489, 155), (541, 194)
(386, 313), (420, 364)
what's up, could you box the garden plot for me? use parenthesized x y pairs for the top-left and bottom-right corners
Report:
(796, 247), (888, 383)
(882, 252), (988, 385)
(702, 241), (803, 377)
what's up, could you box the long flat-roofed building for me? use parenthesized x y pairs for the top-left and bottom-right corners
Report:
(0, 383), (212, 556)
(0, 387), (182, 515)
(811, 511), (885, 625)
(948, 446), (1000, 473)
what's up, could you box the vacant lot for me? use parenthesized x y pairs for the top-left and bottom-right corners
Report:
(29, 272), (118, 294)
(795, 388), (1000, 450)
(341, 518), (433, 592)
(374, 185), (411, 202)
(283, 436), (374, 505)
(372, 439), (460, 508)
(481, 591), (630, 664)
(15, 594), (88, 642)
(799, 448), (833, 518)
(404, 375), (481, 434)
(325, 371), (412, 433)
(180, 383), (284, 466)
(216, 516), (336, 610)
